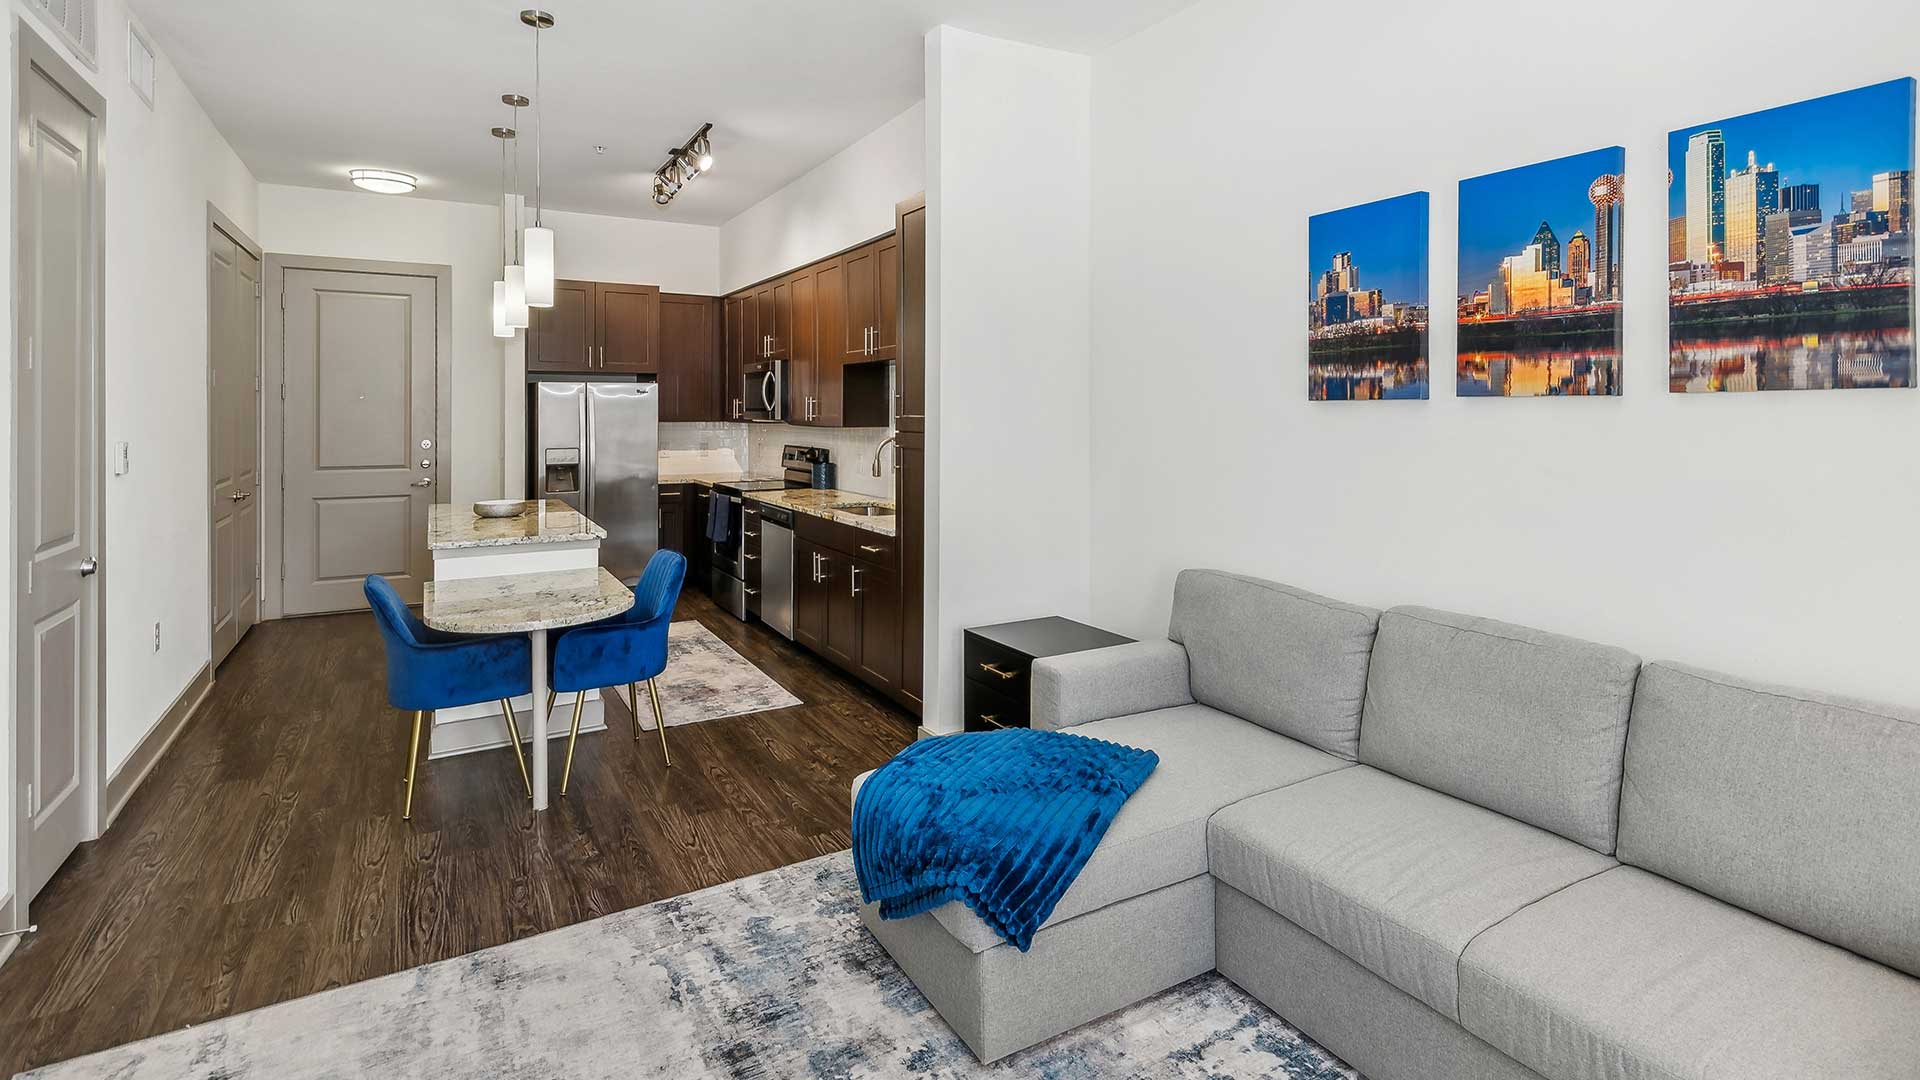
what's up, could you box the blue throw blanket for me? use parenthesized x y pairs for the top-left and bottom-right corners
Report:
(852, 728), (1159, 952)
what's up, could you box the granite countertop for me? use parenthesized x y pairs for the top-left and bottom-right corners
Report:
(428, 500), (608, 551)
(421, 565), (633, 634)
(752, 488), (897, 537)
(660, 473), (782, 487)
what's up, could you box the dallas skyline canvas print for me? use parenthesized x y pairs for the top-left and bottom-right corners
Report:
(1668, 78), (1915, 392)
(1308, 191), (1429, 400)
(1458, 147), (1625, 396)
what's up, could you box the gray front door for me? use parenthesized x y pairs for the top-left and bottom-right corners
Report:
(280, 267), (437, 614)
(209, 225), (261, 663)
(16, 53), (102, 900)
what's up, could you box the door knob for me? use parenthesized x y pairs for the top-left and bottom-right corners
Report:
(78, 557), (98, 577)
(411, 477), (433, 488)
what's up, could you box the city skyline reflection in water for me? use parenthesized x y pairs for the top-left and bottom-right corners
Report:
(1309, 347), (1428, 401)
(1669, 326), (1913, 392)
(1459, 349), (1620, 397)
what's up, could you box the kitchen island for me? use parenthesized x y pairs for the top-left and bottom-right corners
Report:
(424, 500), (618, 761)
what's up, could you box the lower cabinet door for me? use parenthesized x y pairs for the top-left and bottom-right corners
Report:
(659, 492), (685, 554)
(854, 562), (901, 691)
(794, 540), (828, 651)
(823, 550), (860, 670)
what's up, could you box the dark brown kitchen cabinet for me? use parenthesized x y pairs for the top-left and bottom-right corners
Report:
(796, 514), (903, 694)
(854, 562), (902, 691)
(596, 282), (660, 373)
(839, 242), (880, 361)
(526, 278), (595, 373)
(658, 485), (686, 555)
(896, 195), (926, 430)
(872, 233), (899, 362)
(823, 548), (860, 670)
(722, 295), (746, 420)
(659, 292), (721, 420)
(794, 538), (829, 652)
(896, 431), (924, 712)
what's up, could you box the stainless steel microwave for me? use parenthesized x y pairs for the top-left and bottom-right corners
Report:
(742, 362), (784, 423)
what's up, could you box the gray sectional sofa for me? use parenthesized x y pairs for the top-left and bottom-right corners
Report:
(852, 568), (1920, 1078)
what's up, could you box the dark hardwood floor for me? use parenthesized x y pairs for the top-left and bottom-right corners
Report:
(0, 589), (915, 1075)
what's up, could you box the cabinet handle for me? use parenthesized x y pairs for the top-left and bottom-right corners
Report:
(744, 554), (759, 561)
(598, 345), (604, 366)
(978, 713), (1005, 729)
(661, 491), (680, 498)
(859, 544), (883, 554)
(745, 587), (760, 596)
(979, 662), (1017, 681)
(585, 345), (592, 367)
(850, 567), (862, 596)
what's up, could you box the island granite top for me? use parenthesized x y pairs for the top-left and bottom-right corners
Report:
(427, 500), (608, 551)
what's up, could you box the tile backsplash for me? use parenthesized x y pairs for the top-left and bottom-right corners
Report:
(659, 420), (895, 500)
(750, 424), (895, 499)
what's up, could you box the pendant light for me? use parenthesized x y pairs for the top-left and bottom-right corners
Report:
(491, 123), (517, 338)
(501, 94), (530, 328)
(520, 10), (556, 308)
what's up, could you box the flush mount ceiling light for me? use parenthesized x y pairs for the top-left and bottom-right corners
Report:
(348, 168), (417, 194)
(650, 122), (713, 207)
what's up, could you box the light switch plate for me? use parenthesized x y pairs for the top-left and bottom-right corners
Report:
(113, 441), (131, 476)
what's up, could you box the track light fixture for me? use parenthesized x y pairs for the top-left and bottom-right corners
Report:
(650, 123), (714, 207)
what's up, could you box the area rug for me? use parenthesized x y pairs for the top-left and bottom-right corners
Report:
(642, 620), (802, 729)
(19, 853), (1359, 1079)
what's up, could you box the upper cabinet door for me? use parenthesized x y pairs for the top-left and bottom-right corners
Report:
(596, 282), (660, 372)
(840, 243), (878, 360)
(788, 268), (821, 424)
(871, 233), (899, 362)
(527, 278), (595, 372)
(896, 197), (926, 426)
(770, 277), (793, 360)
(752, 284), (778, 361)
(659, 293), (719, 421)
(722, 295), (744, 420)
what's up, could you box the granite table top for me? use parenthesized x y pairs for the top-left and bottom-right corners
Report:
(421, 566), (633, 635)
(428, 500), (608, 551)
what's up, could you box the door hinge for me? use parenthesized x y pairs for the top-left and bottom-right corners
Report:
(25, 561), (32, 596)
(253, 281), (263, 299)
(25, 782), (34, 815)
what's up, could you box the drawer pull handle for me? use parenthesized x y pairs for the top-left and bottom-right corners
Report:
(744, 554), (759, 561)
(979, 713), (1005, 729)
(979, 662), (1017, 680)
(859, 544), (884, 553)
(745, 587), (760, 596)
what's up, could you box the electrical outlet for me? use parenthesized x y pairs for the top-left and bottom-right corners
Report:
(153, 621), (161, 652)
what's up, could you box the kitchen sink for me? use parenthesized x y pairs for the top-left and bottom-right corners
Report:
(834, 503), (893, 517)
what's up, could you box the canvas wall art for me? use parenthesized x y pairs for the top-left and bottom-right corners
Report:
(1458, 147), (1625, 396)
(1308, 191), (1429, 400)
(1668, 78), (1915, 391)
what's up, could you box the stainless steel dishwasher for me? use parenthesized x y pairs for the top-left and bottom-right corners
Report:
(757, 502), (796, 639)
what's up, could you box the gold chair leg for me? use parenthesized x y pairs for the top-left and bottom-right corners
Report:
(546, 689), (556, 723)
(403, 710), (424, 820)
(648, 679), (672, 768)
(630, 682), (641, 742)
(500, 698), (533, 800)
(560, 692), (586, 796)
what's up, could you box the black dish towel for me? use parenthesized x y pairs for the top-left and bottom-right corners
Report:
(705, 493), (735, 545)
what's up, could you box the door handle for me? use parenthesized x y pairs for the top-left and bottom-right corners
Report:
(411, 477), (434, 488)
(78, 556), (98, 577)
(229, 490), (252, 501)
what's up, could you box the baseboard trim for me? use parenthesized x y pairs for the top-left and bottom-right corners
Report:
(0, 891), (19, 969)
(916, 725), (942, 740)
(103, 662), (213, 830)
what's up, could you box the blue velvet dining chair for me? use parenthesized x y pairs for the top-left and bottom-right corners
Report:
(364, 575), (535, 819)
(547, 549), (688, 794)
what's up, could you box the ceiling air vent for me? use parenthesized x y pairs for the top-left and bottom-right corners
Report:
(30, 0), (98, 68)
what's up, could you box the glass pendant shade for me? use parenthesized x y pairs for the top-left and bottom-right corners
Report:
(492, 280), (513, 338)
(523, 226), (555, 307)
(505, 264), (529, 327)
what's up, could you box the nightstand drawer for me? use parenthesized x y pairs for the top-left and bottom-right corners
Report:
(964, 633), (1030, 699)
(964, 676), (1027, 732)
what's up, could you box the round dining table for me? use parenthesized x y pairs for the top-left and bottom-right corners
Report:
(421, 564), (633, 810)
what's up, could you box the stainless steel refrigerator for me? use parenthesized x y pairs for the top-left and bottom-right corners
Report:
(528, 376), (658, 584)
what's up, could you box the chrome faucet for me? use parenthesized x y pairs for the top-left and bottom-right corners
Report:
(872, 434), (897, 477)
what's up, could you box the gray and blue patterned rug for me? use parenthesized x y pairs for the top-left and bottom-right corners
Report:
(21, 853), (1357, 1079)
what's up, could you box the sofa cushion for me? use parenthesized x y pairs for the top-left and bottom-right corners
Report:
(1358, 606), (1639, 853)
(1459, 866), (1920, 1080)
(1617, 661), (1920, 979)
(1167, 569), (1379, 758)
(1208, 765), (1614, 1020)
(856, 704), (1349, 953)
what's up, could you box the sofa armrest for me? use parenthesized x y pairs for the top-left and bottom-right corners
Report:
(1030, 639), (1194, 731)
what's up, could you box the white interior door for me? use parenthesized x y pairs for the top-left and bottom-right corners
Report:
(280, 267), (437, 614)
(210, 226), (261, 664)
(15, 53), (102, 901)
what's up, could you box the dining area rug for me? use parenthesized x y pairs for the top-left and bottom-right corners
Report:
(17, 852), (1358, 1079)
(639, 620), (802, 728)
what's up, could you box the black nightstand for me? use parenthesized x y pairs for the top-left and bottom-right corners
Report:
(962, 617), (1134, 732)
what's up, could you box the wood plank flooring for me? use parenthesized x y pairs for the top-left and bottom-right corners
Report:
(0, 589), (916, 1076)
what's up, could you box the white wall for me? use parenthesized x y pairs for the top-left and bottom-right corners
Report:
(925, 27), (1092, 732)
(256, 186), (719, 503)
(718, 101), (925, 293)
(2, 2), (260, 924)
(1089, 0), (1920, 707)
